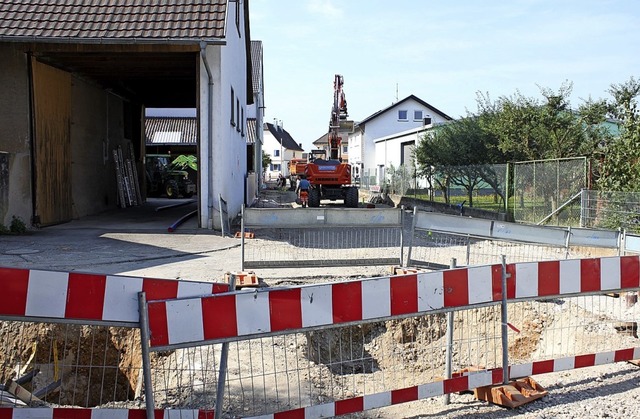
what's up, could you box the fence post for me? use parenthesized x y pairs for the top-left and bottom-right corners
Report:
(137, 292), (155, 419)
(443, 258), (457, 405)
(465, 234), (471, 266)
(579, 188), (586, 228)
(241, 204), (245, 271)
(399, 207), (405, 266)
(215, 274), (237, 419)
(500, 255), (509, 384)
(406, 207), (418, 266)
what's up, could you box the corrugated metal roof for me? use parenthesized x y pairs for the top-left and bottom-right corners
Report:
(0, 0), (228, 41)
(246, 118), (257, 144)
(145, 116), (197, 145)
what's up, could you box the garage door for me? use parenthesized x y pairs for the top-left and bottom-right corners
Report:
(32, 58), (72, 226)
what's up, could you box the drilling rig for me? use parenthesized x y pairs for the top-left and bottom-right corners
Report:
(305, 74), (359, 207)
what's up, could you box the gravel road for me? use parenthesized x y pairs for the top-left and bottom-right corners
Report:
(364, 361), (640, 418)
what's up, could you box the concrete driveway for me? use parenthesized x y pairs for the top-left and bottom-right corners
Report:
(0, 198), (242, 282)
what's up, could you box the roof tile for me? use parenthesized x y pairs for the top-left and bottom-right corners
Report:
(0, 0), (228, 41)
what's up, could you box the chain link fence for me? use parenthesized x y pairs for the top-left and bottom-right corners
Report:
(581, 189), (640, 233)
(507, 157), (587, 225)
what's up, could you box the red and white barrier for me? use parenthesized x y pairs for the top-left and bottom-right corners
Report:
(147, 264), (501, 347)
(244, 347), (640, 418)
(507, 256), (640, 299)
(0, 409), (214, 419)
(147, 256), (640, 348)
(0, 267), (229, 325)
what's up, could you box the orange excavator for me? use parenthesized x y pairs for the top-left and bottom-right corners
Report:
(305, 74), (359, 207)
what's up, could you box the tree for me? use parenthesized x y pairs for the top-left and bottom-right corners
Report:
(415, 115), (504, 206)
(476, 82), (606, 161)
(596, 77), (640, 191)
(262, 151), (272, 170)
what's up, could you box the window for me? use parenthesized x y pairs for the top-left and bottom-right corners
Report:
(414, 110), (423, 121)
(230, 87), (236, 126)
(270, 163), (281, 171)
(274, 149), (280, 157)
(236, 98), (241, 131)
(241, 107), (245, 136)
(398, 110), (408, 121)
(342, 145), (348, 153)
(235, 0), (241, 36)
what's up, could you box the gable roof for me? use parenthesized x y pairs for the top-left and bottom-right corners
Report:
(0, 1), (227, 42)
(145, 116), (197, 145)
(265, 123), (304, 152)
(358, 94), (453, 127)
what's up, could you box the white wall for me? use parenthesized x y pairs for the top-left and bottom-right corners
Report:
(199, 0), (249, 229)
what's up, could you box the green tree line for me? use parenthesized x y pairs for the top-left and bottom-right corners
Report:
(415, 77), (640, 208)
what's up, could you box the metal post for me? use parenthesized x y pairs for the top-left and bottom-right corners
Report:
(500, 255), (509, 384)
(579, 188), (586, 228)
(137, 292), (155, 419)
(240, 205), (245, 271)
(406, 206), (418, 266)
(399, 207), (404, 266)
(465, 234), (471, 266)
(215, 274), (236, 419)
(443, 258), (457, 405)
(505, 162), (510, 218)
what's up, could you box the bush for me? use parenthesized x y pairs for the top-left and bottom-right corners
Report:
(9, 216), (27, 234)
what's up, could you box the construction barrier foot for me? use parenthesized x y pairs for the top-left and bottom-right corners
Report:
(235, 231), (255, 239)
(224, 271), (259, 289)
(390, 266), (421, 275)
(628, 359), (640, 367)
(474, 377), (547, 409)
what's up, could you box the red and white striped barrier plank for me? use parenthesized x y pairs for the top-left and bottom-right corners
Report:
(147, 255), (640, 348)
(245, 369), (502, 418)
(246, 346), (640, 418)
(509, 347), (640, 378)
(507, 255), (640, 299)
(0, 409), (214, 419)
(147, 265), (502, 347)
(0, 267), (229, 324)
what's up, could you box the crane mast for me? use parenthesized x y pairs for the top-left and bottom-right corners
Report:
(329, 74), (348, 160)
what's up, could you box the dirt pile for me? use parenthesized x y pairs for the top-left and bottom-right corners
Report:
(0, 322), (141, 407)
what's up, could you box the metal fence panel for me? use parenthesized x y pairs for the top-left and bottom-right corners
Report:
(512, 157), (586, 225)
(145, 308), (504, 417)
(625, 233), (640, 254)
(0, 321), (143, 408)
(581, 189), (640, 232)
(242, 208), (404, 269)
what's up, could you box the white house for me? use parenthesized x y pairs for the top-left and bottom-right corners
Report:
(246, 40), (265, 205)
(348, 95), (453, 184)
(263, 122), (305, 180)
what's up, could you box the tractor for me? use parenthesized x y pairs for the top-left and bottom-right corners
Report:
(145, 154), (196, 199)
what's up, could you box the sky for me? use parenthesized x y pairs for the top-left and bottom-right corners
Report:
(249, 0), (640, 152)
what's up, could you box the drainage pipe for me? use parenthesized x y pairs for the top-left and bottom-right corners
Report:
(200, 42), (215, 229)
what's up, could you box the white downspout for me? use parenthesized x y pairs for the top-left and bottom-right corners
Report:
(200, 42), (215, 229)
